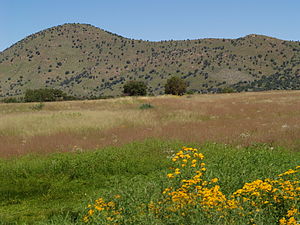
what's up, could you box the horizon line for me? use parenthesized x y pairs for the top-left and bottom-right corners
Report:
(1, 22), (300, 53)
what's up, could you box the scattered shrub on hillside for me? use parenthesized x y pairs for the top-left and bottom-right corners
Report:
(165, 76), (187, 95)
(186, 89), (197, 95)
(221, 87), (236, 93)
(123, 80), (147, 96)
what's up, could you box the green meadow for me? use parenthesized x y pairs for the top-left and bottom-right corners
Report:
(0, 92), (300, 224)
(0, 140), (299, 224)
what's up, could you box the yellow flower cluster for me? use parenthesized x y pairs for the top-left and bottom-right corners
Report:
(153, 147), (300, 224)
(279, 208), (299, 225)
(84, 147), (299, 224)
(83, 196), (122, 223)
(163, 147), (226, 211)
(232, 172), (300, 208)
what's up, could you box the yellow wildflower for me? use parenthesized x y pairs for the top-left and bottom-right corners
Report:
(88, 209), (94, 216)
(278, 169), (297, 177)
(175, 168), (181, 175)
(211, 178), (218, 183)
(167, 173), (175, 178)
(287, 208), (298, 217)
(114, 194), (121, 199)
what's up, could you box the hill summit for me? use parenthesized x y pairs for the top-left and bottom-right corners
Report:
(1, 23), (300, 98)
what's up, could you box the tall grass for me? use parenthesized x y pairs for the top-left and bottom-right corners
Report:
(1, 92), (300, 157)
(0, 109), (157, 137)
(0, 140), (299, 224)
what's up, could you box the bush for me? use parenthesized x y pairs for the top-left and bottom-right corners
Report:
(139, 103), (154, 110)
(1, 97), (21, 103)
(24, 88), (69, 102)
(221, 87), (236, 93)
(165, 76), (187, 95)
(123, 81), (147, 96)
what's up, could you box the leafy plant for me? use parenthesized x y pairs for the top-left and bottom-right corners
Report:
(139, 103), (153, 110)
(1, 97), (20, 103)
(25, 88), (69, 102)
(123, 81), (147, 96)
(165, 76), (187, 95)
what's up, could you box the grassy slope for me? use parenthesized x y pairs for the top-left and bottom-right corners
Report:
(0, 139), (299, 224)
(0, 24), (300, 98)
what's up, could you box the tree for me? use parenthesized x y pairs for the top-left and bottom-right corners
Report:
(123, 81), (147, 96)
(165, 76), (187, 95)
(24, 88), (70, 102)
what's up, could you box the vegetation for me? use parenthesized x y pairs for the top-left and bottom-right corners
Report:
(139, 103), (154, 110)
(30, 102), (45, 110)
(0, 24), (300, 98)
(0, 92), (300, 224)
(221, 87), (236, 93)
(1, 91), (300, 157)
(232, 73), (300, 92)
(1, 97), (22, 103)
(165, 76), (187, 95)
(123, 80), (147, 96)
(24, 88), (71, 102)
(0, 140), (299, 224)
(83, 146), (300, 225)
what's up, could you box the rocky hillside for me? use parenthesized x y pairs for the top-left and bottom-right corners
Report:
(1, 23), (300, 98)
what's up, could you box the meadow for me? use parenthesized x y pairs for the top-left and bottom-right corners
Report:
(0, 91), (300, 224)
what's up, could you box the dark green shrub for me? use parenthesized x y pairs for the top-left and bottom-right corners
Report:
(221, 87), (236, 93)
(186, 89), (196, 95)
(139, 103), (154, 110)
(165, 76), (187, 95)
(123, 81), (147, 96)
(24, 88), (68, 102)
(1, 97), (20, 103)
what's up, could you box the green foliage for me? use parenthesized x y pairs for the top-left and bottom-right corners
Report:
(1, 97), (21, 103)
(0, 140), (299, 224)
(0, 139), (175, 224)
(24, 88), (69, 102)
(123, 81), (147, 96)
(186, 89), (197, 95)
(139, 103), (154, 110)
(221, 87), (236, 93)
(165, 76), (187, 95)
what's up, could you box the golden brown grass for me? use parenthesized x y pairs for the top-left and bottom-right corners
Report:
(1, 91), (300, 157)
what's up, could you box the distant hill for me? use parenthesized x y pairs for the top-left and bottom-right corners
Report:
(1, 23), (300, 98)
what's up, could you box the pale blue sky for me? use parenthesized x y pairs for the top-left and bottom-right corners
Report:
(1, 0), (300, 51)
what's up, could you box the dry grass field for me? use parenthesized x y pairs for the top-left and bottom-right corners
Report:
(1, 90), (300, 157)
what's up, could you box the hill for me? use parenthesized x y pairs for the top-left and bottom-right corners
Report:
(0, 23), (300, 98)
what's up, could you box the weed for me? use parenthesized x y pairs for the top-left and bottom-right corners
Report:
(30, 102), (45, 110)
(139, 103), (154, 110)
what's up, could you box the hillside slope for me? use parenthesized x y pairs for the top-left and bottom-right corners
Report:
(1, 23), (300, 98)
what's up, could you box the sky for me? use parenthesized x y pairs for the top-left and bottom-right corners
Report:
(1, 0), (300, 51)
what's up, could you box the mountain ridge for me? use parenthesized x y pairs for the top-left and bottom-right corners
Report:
(1, 23), (300, 98)
(1, 24), (293, 53)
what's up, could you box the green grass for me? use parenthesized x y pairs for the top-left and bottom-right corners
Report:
(0, 139), (299, 224)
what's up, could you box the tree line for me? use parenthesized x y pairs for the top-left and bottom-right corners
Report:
(1, 76), (188, 103)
